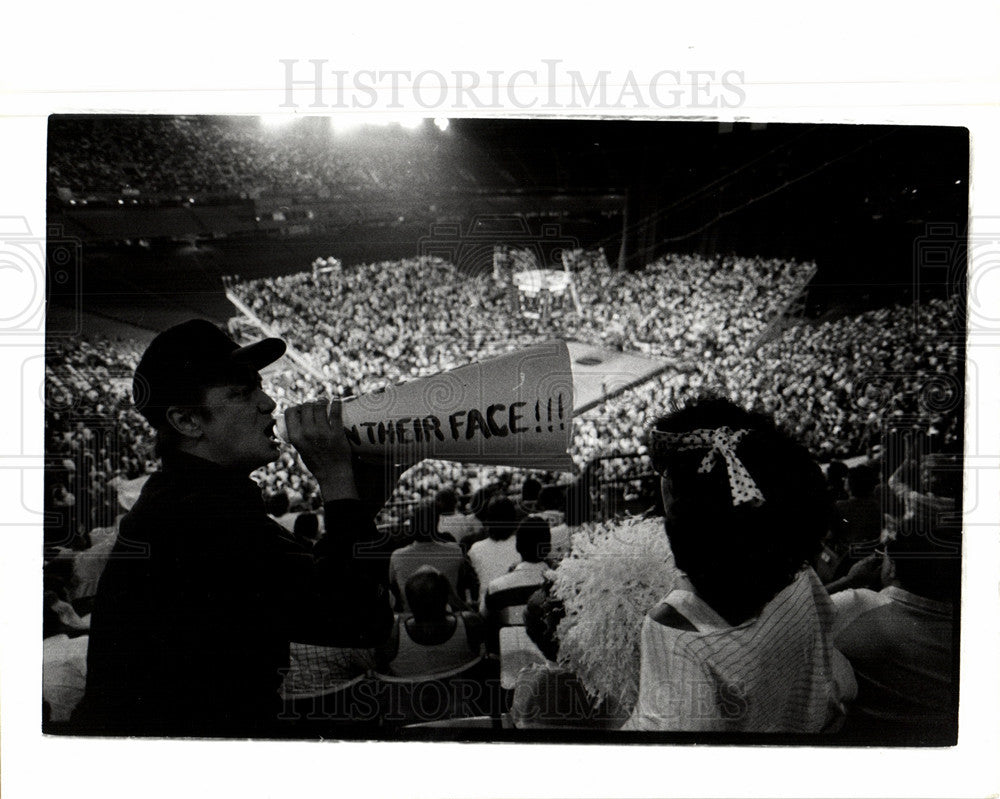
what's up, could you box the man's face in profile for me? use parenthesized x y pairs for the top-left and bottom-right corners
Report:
(196, 374), (281, 472)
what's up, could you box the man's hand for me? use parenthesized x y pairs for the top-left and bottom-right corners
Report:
(284, 400), (360, 502)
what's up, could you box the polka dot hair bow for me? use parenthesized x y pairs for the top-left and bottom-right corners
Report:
(649, 426), (766, 507)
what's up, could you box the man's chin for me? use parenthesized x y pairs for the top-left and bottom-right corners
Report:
(249, 441), (281, 471)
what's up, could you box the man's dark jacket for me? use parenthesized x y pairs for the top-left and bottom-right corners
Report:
(73, 452), (392, 736)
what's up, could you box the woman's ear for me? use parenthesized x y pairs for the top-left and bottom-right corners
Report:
(165, 406), (204, 440)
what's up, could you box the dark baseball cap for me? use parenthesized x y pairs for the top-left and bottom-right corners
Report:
(133, 319), (286, 428)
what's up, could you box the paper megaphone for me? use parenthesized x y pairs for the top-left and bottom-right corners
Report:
(276, 340), (575, 471)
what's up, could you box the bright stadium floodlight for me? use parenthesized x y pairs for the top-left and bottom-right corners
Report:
(434, 117), (449, 132)
(329, 114), (390, 134)
(395, 116), (425, 130)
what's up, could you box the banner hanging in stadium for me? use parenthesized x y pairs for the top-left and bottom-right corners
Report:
(339, 340), (574, 471)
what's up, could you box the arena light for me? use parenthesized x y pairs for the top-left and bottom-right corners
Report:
(434, 117), (449, 132)
(328, 114), (426, 133)
(329, 114), (389, 134)
(395, 116), (425, 130)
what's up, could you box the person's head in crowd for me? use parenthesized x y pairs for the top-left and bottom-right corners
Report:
(538, 485), (565, 514)
(827, 460), (848, 496)
(132, 320), (286, 470)
(404, 566), (451, 623)
(265, 491), (290, 518)
(43, 556), (74, 599)
(521, 477), (542, 505)
(434, 488), (458, 516)
(516, 515), (552, 564)
(469, 486), (494, 522)
(484, 496), (517, 541)
(847, 464), (878, 500)
(885, 515), (961, 603)
(44, 589), (67, 639)
(408, 500), (439, 543)
(293, 512), (320, 546)
(649, 396), (829, 626)
(919, 453), (961, 500)
(523, 584), (565, 663)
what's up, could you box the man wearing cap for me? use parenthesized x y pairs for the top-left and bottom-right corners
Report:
(73, 320), (395, 736)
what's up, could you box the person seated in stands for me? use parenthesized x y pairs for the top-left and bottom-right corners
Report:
(831, 512), (959, 743)
(43, 559), (91, 726)
(516, 477), (542, 519)
(536, 485), (570, 556)
(835, 465), (882, 548)
(377, 566), (484, 677)
(824, 464), (883, 584)
(483, 515), (552, 630)
(43, 626), (90, 724)
(510, 586), (623, 729)
(389, 501), (472, 612)
(826, 460), (849, 502)
(467, 497), (520, 612)
(623, 397), (855, 732)
(888, 452), (960, 521)
(43, 557), (90, 637)
(435, 488), (479, 545)
(453, 485), (491, 552)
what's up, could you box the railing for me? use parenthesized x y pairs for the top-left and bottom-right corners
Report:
(377, 451), (660, 531)
(223, 287), (331, 388)
(747, 263), (819, 353)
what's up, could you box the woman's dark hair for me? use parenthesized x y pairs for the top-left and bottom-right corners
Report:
(651, 397), (829, 625)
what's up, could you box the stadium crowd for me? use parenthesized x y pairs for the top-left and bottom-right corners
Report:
(45, 251), (961, 535)
(45, 250), (962, 737)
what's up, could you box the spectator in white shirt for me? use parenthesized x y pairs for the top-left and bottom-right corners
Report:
(483, 515), (552, 622)
(435, 487), (481, 547)
(467, 497), (519, 612)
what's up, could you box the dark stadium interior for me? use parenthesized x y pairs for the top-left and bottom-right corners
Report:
(43, 115), (966, 743)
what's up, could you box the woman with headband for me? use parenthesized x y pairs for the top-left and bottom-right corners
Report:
(622, 398), (856, 733)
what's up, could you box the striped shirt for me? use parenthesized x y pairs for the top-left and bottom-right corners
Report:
(624, 568), (855, 732)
